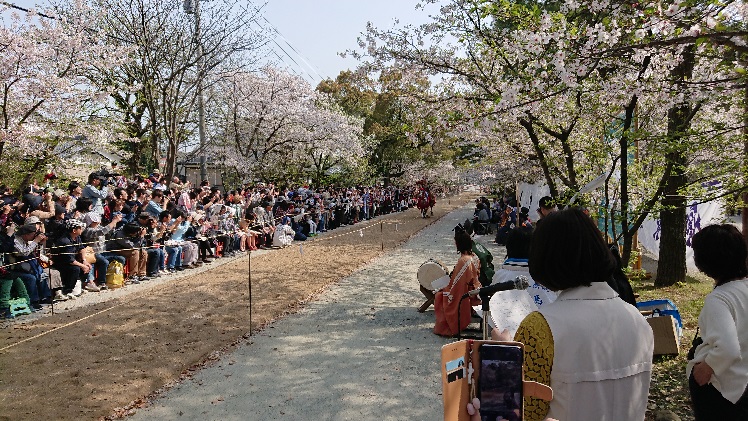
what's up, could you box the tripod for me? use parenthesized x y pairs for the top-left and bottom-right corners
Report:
(456, 291), (495, 340)
(478, 290), (494, 340)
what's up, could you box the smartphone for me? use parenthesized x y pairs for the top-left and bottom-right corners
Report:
(478, 344), (523, 421)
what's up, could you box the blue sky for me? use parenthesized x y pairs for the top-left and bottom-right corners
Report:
(261, 0), (434, 84)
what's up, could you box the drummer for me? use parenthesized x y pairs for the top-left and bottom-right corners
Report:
(433, 228), (482, 336)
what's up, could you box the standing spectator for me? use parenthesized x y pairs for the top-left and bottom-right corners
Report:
(82, 172), (109, 216)
(66, 181), (82, 214)
(688, 224), (748, 420)
(493, 208), (653, 420)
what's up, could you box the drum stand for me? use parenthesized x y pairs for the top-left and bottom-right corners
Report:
(418, 286), (435, 313)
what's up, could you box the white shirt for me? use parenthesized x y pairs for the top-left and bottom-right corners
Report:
(539, 282), (653, 421)
(687, 279), (748, 403)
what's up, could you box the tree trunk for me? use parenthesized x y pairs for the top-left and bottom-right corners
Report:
(620, 96), (637, 266)
(165, 137), (177, 181)
(655, 46), (696, 286)
(655, 190), (687, 286)
(519, 117), (558, 198)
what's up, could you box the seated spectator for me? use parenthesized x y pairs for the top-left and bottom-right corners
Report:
(51, 219), (90, 298)
(73, 197), (93, 222)
(159, 211), (183, 273)
(210, 204), (237, 257)
(536, 195), (557, 221)
(255, 201), (275, 249)
(142, 213), (166, 276)
(237, 217), (260, 252)
(143, 189), (167, 218)
(168, 210), (201, 268)
(190, 213), (215, 263)
(10, 224), (49, 308)
(517, 206), (532, 229)
(82, 212), (126, 290)
(301, 213), (317, 237)
(290, 214), (307, 242)
(473, 203), (491, 235)
(0, 272), (30, 318)
(495, 204), (517, 245)
(272, 217), (295, 248)
(110, 222), (148, 284)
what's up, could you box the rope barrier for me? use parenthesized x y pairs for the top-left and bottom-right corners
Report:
(0, 195), (465, 351)
(0, 205), (424, 268)
(0, 301), (126, 353)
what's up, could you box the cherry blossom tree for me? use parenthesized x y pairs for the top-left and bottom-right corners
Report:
(207, 68), (365, 185)
(79, 0), (265, 178)
(356, 0), (748, 284)
(0, 1), (129, 187)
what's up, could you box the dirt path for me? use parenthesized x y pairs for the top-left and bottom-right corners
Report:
(0, 196), (471, 421)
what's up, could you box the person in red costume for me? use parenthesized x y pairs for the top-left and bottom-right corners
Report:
(434, 228), (481, 336)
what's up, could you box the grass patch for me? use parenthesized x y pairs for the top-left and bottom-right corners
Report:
(632, 273), (713, 421)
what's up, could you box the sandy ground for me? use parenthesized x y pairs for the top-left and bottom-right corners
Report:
(0, 196), (476, 421)
(126, 201), (502, 421)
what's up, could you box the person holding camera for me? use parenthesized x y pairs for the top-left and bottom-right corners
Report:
(51, 219), (90, 298)
(144, 189), (168, 219)
(82, 211), (125, 290)
(82, 172), (109, 216)
(110, 222), (148, 283)
(10, 224), (48, 307)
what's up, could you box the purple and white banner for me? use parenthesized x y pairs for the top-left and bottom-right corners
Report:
(638, 200), (725, 271)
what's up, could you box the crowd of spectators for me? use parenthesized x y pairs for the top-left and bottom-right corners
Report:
(0, 166), (444, 319)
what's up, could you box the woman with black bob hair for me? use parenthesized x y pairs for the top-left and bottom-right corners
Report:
(688, 224), (748, 420)
(528, 208), (615, 290)
(433, 227), (481, 336)
(495, 208), (653, 420)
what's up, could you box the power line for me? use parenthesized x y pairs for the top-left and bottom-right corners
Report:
(248, 2), (329, 83)
(260, 16), (327, 81)
(1, 1), (56, 19)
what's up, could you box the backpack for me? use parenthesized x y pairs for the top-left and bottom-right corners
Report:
(472, 241), (495, 286)
(105, 260), (125, 289)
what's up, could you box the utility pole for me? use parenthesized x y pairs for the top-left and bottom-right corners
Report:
(185, 0), (208, 183)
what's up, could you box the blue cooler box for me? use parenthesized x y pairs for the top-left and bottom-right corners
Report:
(636, 299), (683, 337)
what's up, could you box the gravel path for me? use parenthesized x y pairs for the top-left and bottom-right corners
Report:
(127, 203), (506, 421)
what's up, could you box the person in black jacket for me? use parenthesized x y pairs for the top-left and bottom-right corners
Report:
(52, 219), (89, 297)
(110, 222), (148, 283)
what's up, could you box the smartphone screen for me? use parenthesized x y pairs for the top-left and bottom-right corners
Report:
(478, 344), (523, 421)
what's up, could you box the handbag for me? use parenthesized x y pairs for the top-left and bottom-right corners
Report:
(81, 246), (97, 264)
(687, 327), (703, 361)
